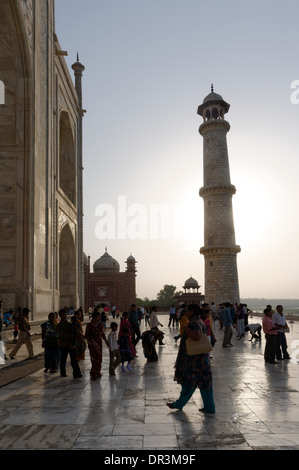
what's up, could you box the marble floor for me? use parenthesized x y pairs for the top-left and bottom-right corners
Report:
(1, 315), (299, 450)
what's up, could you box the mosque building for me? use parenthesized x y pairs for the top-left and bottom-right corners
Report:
(84, 249), (137, 312)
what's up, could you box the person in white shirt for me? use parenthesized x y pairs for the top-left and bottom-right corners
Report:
(168, 305), (176, 327)
(108, 322), (121, 375)
(245, 323), (262, 341)
(272, 305), (290, 360)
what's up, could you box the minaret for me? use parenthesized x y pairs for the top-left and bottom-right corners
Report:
(197, 86), (240, 305)
(125, 254), (137, 305)
(72, 54), (86, 309)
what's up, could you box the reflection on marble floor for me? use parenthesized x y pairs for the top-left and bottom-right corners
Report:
(1, 315), (299, 450)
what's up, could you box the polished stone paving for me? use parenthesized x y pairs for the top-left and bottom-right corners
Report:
(1, 315), (299, 450)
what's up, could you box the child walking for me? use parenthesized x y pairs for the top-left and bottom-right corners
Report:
(108, 322), (121, 375)
(119, 327), (134, 372)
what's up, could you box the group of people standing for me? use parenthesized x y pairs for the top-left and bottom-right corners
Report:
(2, 298), (292, 418)
(45, 302), (216, 414)
(0, 301), (23, 345)
(262, 305), (291, 364)
(166, 301), (292, 415)
(39, 309), (84, 378)
(215, 302), (251, 346)
(40, 307), (139, 380)
(205, 301), (292, 363)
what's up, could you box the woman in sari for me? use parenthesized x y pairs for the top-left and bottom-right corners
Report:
(85, 311), (108, 380)
(118, 311), (136, 357)
(166, 304), (215, 414)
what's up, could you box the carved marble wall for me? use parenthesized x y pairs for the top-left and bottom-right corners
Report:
(0, 1), (81, 319)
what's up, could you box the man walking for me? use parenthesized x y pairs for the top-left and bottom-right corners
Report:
(219, 303), (234, 347)
(9, 308), (34, 359)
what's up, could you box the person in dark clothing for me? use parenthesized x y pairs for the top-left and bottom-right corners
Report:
(128, 304), (141, 347)
(119, 327), (135, 372)
(56, 309), (82, 378)
(141, 330), (158, 361)
(41, 312), (59, 373)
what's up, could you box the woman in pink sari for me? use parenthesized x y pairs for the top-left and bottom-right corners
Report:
(85, 311), (109, 379)
(118, 312), (136, 357)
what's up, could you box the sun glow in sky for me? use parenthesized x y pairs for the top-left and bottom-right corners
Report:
(55, 0), (299, 300)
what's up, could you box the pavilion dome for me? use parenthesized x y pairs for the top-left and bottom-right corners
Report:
(184, 276), (199, 289)
(203, 91), (223, 103)
(93, 249), (120, 273)
(197, 87), (230, 117)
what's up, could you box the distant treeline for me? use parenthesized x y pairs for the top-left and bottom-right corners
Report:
(241, 298), (299, 309)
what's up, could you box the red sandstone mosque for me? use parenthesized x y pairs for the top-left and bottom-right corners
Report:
(84, 249), (137, 312)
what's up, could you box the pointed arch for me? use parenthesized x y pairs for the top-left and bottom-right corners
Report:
(59, 223), (77, 308)
(59, 111), (77, 206)
(0, 0), (33, 309)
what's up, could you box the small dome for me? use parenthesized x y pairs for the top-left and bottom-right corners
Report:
(203, 91), (223, 103)
(126, 254), (136, 262)
(93, 249), (120, 273)
(197, 88), (230, 117)
(184, 276), (199, 289)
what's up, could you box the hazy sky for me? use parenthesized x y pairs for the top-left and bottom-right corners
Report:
(55, 0), (299, 300)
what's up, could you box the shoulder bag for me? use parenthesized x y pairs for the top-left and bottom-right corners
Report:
(186, 322), (212, 355)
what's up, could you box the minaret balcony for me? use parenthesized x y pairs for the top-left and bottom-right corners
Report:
(199, 184), (236, 198)
(199, 119), (230, 135)
(200, 245), (241, 256)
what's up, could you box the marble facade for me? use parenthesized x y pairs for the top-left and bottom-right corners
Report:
(0, 1), (84, 319)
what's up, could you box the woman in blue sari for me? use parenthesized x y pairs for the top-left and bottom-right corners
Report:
(167, 304), (215, 413)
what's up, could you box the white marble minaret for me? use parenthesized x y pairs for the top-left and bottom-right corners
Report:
(197, 87), (240, 305)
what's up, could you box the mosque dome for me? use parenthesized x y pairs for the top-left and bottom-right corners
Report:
(184, 276), (199, 289)
(93, 249), (120, 273)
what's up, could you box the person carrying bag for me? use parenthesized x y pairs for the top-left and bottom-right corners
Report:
(166, 304), (215, 413)
(185, 320), (212, 355)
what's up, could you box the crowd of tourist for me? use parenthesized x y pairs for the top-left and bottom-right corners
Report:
(0, 298), (292, 416)
(204, 301), (291, 364)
